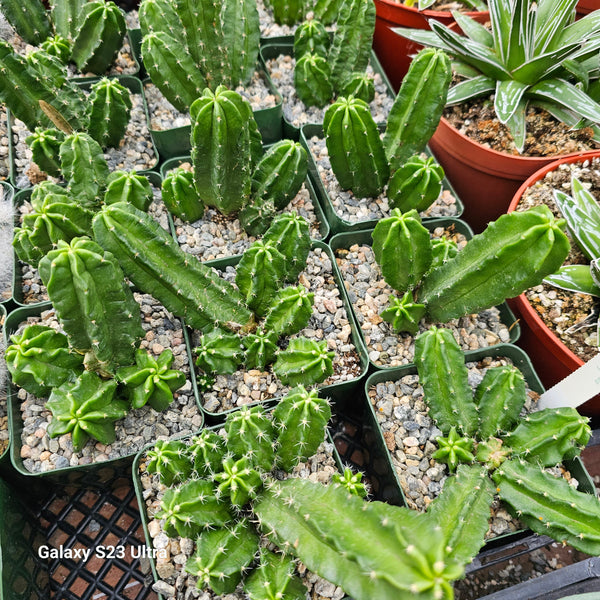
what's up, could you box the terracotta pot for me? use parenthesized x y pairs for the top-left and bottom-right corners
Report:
(429, 117), (600, 233)
(372, 0), (488, 91)
(506, 152), (600, 417)
(576, 0), (600, 16)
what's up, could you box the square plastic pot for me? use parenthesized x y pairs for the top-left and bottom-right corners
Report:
(0, 182), (14, 307)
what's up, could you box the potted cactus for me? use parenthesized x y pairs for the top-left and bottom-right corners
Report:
(396, 0), (600, 231)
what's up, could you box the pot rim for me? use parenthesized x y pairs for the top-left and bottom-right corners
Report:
(374, 0), (487, 19)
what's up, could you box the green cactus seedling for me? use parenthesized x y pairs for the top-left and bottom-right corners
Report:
(273, 337), (334, 387)
(269, 0), (304, 25)
(243, 549), (305, 600)
(189, 429), (226, 476)
(293, 19), (329, 59)
(87, 77), (132, 148)
(340, 72), (375, 104)
(146, 439), (194, 486)
(214, 456), (264, 507)
(331, 467), (368, 498)
(26, 128), (65, 177)
(104, 171), (153, 212)
(40, 35), (72, 63)
(195, 329), (245, 375)
(263, 285), (314, 337)
(243, 330), (278, 371)
(46, 371), (128, 451)
(161, 167), (204, 222)
(294, 53), (334, 109)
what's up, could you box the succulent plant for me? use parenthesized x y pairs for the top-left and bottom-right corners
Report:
(372, 206), (571, 333)
(145, 439), (194, 486)
(0, 0), (51, 45)
(40, 34), (72, 63)
(268, 0), (303, 25)
(403, 0), (486, 10)
(116, 348), (186, 411)
(214, 456), (264, 507)
(5, 325), (83, 397)
(331, 467), (369, 498)
(398, 0), (600, 152)
(46, 370), (128, 451)
(243, 331), (278, 371)
(161, 167), (204, 222)
(294, 53), (334, 108)
(104, 171), (153, 212)
(263, 285), (314, 337)
(340, 72), (376, 104)
(273, 338), (334, 387)
(293, 19), (329, 58)
(194, 329), (245, 375)
(243, 549), (305, 600)
(86, 77), (132, 149)
(26, 128), (65, 177)
(189, 429), (226, 476)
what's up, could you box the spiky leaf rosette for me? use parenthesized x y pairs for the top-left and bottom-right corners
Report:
(387, 155), (445, 213)
(38, 237), (144, 376)
(46, 371), (127, 451)
(372, 208), (432, 295)
(5, 325), (83, 397)
(87, 77), (132, 148)
(294, 53), (333, 109)
(332, 467), (368, 498)
(116, 348), (185, 411)
(195, 329), (244, 375)
(104, 171), (153, 212)
(13, 192), (94, 268)
(263, 285), (314, 337)
(26, 128), (65, 177)
(243, 549), (305, 600)
(379, 291), (426, 335)
(161, 167), (204, 222)
(293, 19), (329, 59)
(272, 385), (331, 471)
(214, 456), (264, 507)
(70, 0), (126, 75)
(494, 459), (600, 556)
(146, 439), (193, 486)
(250, 140), (308, 211)
(414, 327), (477, 436)
(243, 330), (278, 371)
(324, 96), (389, 198)
(189, 429), (226, 476)
(0, 0), (51, 45)
(156, 479), (232, 539)
(185, 519), (260, 595)
(41, 35), (72, 63)
(236, 241), (287, 317)
(224, 406), (276, 472)
(262, 211), (311, 283)
(60, 132), (110, 209)
(273, 337), (334, 387)
(340, 72), (375, 104)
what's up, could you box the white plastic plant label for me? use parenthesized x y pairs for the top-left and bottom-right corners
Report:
(538, 353), (600, 409)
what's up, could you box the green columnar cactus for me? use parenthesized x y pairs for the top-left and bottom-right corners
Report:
(224, 406), (276, 471)
(116, 348), (186, 411)
(263, 285), (314, 337)
(383, 47), (452, 171)
(38, 237), (144, 375)
(293, 19), (329, 59)
(190, 86), (255, 214)
(156, 479), (232, 538)
(262, 212), (311, 282)
(379, 291), (426, 335)
(50, 0), (87, 40)
(41, 35), (72, 63)
(26, 128), (65, 177)
(372, 209), (432, 294)
(272, 385), (331, 471)
(26, 50), (69, 89)
(243, 330), (278, 370)
(46, 371), (128, 451)
(70, 0), (126, 75)
(13, 192), (94, 268)
(243, 550), (305, 600)
(324, 96), (389, 198)
(327, 0), (375, 92)
(273, 337), (334, 386)
(238, 201), (277, 237)
(429, 237), (458, 270)
(5, 325), (83, 397)
(235, 241), (287, 317)
(312, 0), (342, 24)
(294, 53), (334, 108)
(340, 72), (375, 104)
(332, 467), (368, 498)
(92, 202), (255, 333)
(250, 140), (308, 211)
(161, 168), (204, 222)
(141, 31), (206, 112)
(195, 329), (245, 375)
(0, 0), (51, 45)
(269, 0), (303, 25)
(387, 155), (445, 213)
(104, 171), (153, 211)
(145, 439), (194, 486)
(189, 429), (226, 476)
(185, 520), (260, 595)
(87, 77), (132, 148)
(214, 456), (264, 507)
(60, 132), (110, 209)
(138, 0), (182, 38)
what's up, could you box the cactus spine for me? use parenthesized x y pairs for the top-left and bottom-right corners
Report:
(87, 77), (132, 148)
(324, 96), (389, 198)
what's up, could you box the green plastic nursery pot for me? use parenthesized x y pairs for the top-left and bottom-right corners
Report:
(0, 181), (13, 306)
(373, 0), (488, 91)
(506, 153), (600, 417)
(329, 222), (520, 372)
(189, 240), (369, 424)
(10, 171), (162, 308)
(4, 302), (203, 488)
(131, 426), (345, 600)
(143, 65), (284, 160)
(0, 303), (9, 475)
(259, 42), (395, 141)
(300, 123), (464, 235)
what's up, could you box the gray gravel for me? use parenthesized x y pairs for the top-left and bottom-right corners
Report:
(0, 183), (12, 301)
(195, 248), (362, 414)
(16, 294), (201, 473)
(335, 234), (512, 368)
(265, 53), (394, 129)
(140, 434), (344, 600)
(12, 91), (157, 189)
(307, 136), (460, 224)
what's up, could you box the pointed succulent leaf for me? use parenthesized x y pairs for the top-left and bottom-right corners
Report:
(273, 337), (334, 387)
(146, 439), (194, 486)
(380, 291), (426, 335)
(544, 264), (600, 297)
(195, 329), (244, 375)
